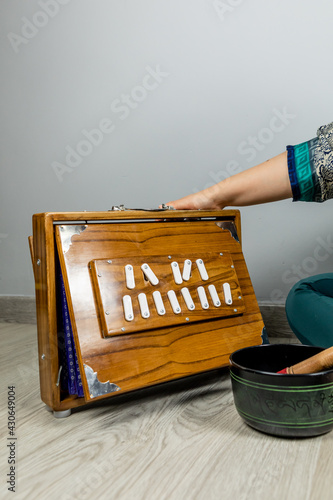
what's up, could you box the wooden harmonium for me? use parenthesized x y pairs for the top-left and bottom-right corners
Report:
(30, 209), (264, 414)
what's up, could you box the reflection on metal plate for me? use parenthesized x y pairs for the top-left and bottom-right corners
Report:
(60, 225), (87, 253)
(215, 221), (239, 243)
(84, 364), (121, 399)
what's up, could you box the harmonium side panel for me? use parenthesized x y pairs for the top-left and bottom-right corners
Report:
(55, 219), (264, 402)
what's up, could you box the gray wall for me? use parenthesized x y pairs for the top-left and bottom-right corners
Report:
(1, 0), (332, 302)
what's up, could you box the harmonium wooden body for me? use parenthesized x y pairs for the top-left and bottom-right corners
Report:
(29, 208), (265, 417)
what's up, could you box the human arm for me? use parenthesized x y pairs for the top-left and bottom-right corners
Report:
(163, 121), (333, 210)
(164, 151), (292, 210)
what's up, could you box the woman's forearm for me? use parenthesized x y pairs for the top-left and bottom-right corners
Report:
(165, 151), (292, 210)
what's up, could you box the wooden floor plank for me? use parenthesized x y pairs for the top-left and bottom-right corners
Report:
(0, 323), (332, 500)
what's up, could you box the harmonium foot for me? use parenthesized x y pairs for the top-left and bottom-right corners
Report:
(29, 208), (265, 416)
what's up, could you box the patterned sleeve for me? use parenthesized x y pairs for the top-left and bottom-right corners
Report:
(287, 122), (333, 202)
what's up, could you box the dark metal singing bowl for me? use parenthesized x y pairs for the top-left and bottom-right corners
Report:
(229, 344), (333, 438)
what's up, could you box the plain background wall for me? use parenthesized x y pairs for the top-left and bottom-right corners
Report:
(1, 0), (332, 302)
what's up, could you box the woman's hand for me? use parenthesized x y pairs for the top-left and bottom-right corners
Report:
(161, 184), (225, 211)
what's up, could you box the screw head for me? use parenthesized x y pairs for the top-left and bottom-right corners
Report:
(105, 311), (110, 315)
(107, 260), (112, 264)
(37, 259), (41, 266)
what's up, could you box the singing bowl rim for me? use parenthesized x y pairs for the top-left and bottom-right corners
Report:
(229, 343), (333, 377)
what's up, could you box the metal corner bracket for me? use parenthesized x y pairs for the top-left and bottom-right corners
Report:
(215, 221), (240, 243)
(84, 364), (121, 399)
(59, 225), (87, 253)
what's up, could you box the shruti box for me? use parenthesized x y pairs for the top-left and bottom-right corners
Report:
(29, 208), (265, 417)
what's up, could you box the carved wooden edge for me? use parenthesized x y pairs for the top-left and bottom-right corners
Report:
(28, 236), (36, 281)
(32, 209), (240, 221)
(32, 213), (61, 410)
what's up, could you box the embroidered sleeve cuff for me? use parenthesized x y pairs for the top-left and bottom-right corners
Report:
(287, 138), (320, 202)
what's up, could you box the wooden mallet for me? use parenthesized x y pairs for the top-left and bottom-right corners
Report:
(277, 346), (333, 374)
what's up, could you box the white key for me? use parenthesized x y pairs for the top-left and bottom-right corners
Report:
(153, 291), (166, 316)
(196, 259), (209, 281)
(197, 286), (209, 309)
(182, 259), (192, 281)
(171, 261), (183, 285)
(141, 263), (159, 285)
(223, 282), (233, 305)
(125, 264), (135, 289)
(138, 293), (150, 318)
(167, 290), (181, 314)
(208, 284), (221, 307)
(123, 295), (134, 321)
(181, 287), (195, 311)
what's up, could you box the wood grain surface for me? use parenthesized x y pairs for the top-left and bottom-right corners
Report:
(32, 211), (263, 409)
(89, 252), (245, 337)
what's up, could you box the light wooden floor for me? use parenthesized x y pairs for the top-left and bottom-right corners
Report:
(1, 323), (333, 500)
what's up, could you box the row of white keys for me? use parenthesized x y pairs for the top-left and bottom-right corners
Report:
(122, 292), (167, 321)
(122, 289), (187, 321)
(123, 292), (160, 321)
(126, 259), (209, 289)
(122, 283), (233, 321)
(171, 259), (209, 284)
(206, 283), (232, 306)
(125, 263), (159, 289)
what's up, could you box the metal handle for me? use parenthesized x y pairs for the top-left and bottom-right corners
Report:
(110, 204), (175, 212)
